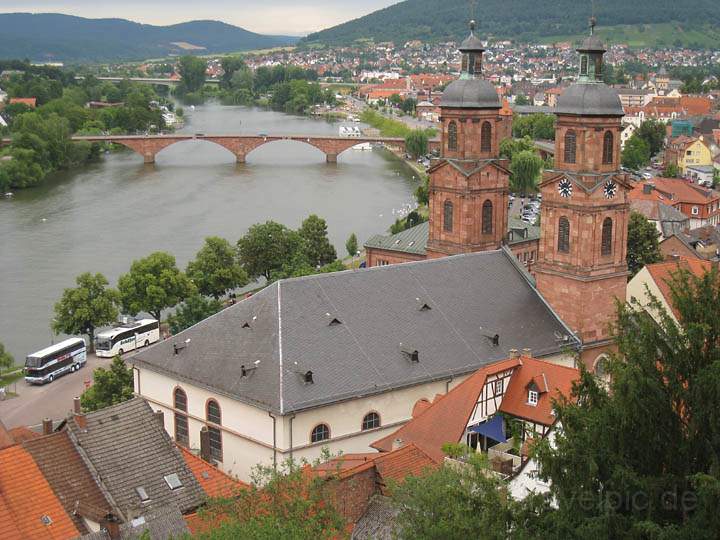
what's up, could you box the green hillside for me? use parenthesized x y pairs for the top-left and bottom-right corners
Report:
(302, 0), (720, 47)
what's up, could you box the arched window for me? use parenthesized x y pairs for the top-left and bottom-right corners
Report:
(601, 217), (613, 256)
(564, 130), (577, 164)
(206, 399), (222, 461)
(602, 131), (614, 164)
(448, 121), (458, 151)
(443, 200), (454, 232)
(580, 55), (588, 76)
(558, 217), (570, 253)
(480, 121), (492, 153)
(173, 388), (189, 446)
(311, 423), (330, 443)
(362, 412), (381, 431)
(482, 200), (493, 234)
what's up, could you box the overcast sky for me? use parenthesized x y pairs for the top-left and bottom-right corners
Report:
(0, 0), (401, 35)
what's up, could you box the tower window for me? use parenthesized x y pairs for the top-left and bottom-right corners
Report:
(564, 131), (577, 164)
(311, 423), (330, 443)
(558, 217), (570, 253)
(580, 55), (588, 76)
(173, 387), (189, 447)
(601, 218), (613, 256)
(443, 200), (454, 232)
(481, 121), (492, 153)
(448, 121), (458, 151)
(482, 200), (493, 234)
(602, 131), (614, 165)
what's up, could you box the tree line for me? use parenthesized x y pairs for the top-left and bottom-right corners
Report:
(51, 215), (358, 348)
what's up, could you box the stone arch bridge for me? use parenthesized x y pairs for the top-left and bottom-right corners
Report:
(67, 134), (440, 164)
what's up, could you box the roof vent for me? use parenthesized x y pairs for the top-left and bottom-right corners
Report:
(240, 360), (260, 377)
(643, 183), (654, 194)
(328, 317), (342, 326)
(416, 297), (431, 311)
(130, 516), (147, 528)
(173, 339), (190, 355)
(135, 486), (150, 502)
(241, 322), (251, 329)
(164, 473), (183, 490)
(486, 333), (500, 346)
(418, 303), (431, 312)
(40, 515), (52, 526)
(400, 344), (419, 363)
(304, 370), (314, 384)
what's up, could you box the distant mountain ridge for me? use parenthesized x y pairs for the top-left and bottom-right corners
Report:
(0, 13), (299, 63)
(302, 0), (720, 46)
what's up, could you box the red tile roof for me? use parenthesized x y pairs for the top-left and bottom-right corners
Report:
(0, 445), (80, 540)
(645, 257), (712, 318)
(179, 446), (249, 498)
(9, 97), (36, 107)
(372, 443), (436, 486)
(9, 426), (41, 444)
(498, 358), (579, 426)
(0, 420), (14, 450)
(371, 357), (522, 462)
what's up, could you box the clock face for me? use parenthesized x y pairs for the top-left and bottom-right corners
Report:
(604, 180), (618, 199)
(558, 178), (573, 198)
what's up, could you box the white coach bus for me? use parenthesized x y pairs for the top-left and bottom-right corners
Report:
(25, 337), (87, 384)
(95, 318), (160, 358)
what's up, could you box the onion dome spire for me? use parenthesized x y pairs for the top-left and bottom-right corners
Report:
(577, 16), (607, 83)
(459, 20), (485, 79)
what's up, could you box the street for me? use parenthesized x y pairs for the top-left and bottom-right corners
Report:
(0, 353), (113, 429)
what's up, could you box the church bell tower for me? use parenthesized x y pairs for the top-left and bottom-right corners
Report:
(535, 18), (632, 364)
(426, 21), (511, 258)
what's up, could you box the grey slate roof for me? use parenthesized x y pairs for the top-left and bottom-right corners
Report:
(578, 35), (606, 52)
(556, 83), (624, 116)
(441, 79), (500, 109)
(507, 216), (540, 245)
(351, 495), (398, 540)
(67, 398), (205, 519)
(364, 221), (429, 256)
(80, 506), (189, 540)
(133, 250), (579, 415)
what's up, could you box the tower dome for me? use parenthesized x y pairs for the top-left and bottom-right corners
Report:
(441, 20), (500, 109)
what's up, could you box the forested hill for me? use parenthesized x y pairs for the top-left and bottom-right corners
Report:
(302, 0), (720, 47)
(0, 13), (299, 63)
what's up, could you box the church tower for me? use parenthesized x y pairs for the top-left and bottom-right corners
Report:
(535, 18), (632, 364)
(425, 21), (511, 258)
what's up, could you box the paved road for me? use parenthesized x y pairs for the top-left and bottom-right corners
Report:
(0, 353), (113, 429)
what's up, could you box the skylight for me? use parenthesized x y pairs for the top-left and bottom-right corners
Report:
(164, 473), (183, 490)
(135, 486), (150, 502)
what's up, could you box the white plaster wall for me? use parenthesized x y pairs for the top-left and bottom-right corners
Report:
(626, 266), (677, 325)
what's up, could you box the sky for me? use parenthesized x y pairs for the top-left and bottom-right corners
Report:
(0, 0), (401, 35)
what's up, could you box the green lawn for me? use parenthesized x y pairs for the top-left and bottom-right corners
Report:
(538, 23), (720, 49)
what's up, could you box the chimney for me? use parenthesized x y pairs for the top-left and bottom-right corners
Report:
(200, 426), (212, 462)
(103, 513), (121, 540)
(73, 396), (87, 429)
(153, 410), (164, 426)
(522, 348), (532, 358)
(42, 418), (53, 435)
(392, 438), (404, 451)
(509, 348), (520, 359)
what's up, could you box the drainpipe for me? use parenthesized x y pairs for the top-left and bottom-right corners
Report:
(132, 365), (141, 395)
(446, 376), (454, 393)
(268, 412), (277, 470)
(288, 414), (296, 460)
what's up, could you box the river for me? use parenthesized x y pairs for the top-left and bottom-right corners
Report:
(0, 103), (420, 361)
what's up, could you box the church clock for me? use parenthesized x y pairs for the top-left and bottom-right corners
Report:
(558, 178), (573, 198)
(603, 180), (617, 199)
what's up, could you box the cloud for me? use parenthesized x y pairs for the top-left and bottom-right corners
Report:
(0, 0), (400, 34)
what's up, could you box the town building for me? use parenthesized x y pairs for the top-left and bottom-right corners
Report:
(629, 178), (720, 228)
(665, 136), (713, 175)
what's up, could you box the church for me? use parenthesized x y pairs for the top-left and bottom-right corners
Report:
(131, 19), (631, 481)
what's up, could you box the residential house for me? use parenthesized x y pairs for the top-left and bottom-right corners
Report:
(132, 250), (579, 482)
(9, 97), (36, 108)
(629, 190), (689, 239)
(630, 178), (720, 228)
(620, 122), (637, 149)
(665, 136), (713, 175)
(627, 257), (712, 325)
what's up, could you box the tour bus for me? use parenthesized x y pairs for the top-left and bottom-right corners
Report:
(25, 337), (87, 385)
(95, 318), (160, 358)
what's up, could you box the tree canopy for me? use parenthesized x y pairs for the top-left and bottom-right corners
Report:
(510, 150), (544, 194)
(80, 356), (134, 412)
(52, 272), (120, 351)
(345, 233), (358, 258)
(0, 342), (14, 373)
(178, 55), (207, 94)
(405, 129), (429, 159)
(626, 211), (663, 277)
(186, 236), (249, 299)
(167, 294), (224, 335)
(622, 134), (651, 170)
(298, 214), (337, 267)
(118, 252), (195, 321)
(237, 221), (305, 280)
(635, 119), (667, 157)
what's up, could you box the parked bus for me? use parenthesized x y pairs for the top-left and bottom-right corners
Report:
(95, 318), (160, 358)
(25, 337), (87, 385)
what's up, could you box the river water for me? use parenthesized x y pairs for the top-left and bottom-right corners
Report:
(0, 103), (419, 361)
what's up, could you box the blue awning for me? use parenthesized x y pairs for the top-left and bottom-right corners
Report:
(469, 415), (506, 443)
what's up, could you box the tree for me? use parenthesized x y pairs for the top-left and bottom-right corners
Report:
(80, 356), (134, 412)
(167, 294), (223, 335)
(405, 129), (429, 159)
(535, 267), (720, 538)
(635, 119), (666, 157)
(514, 94), (530, 105)
(0, 342), (14, 374)
(663, 162), (680, 178)
(621, 134), (651, 171)
(510, 150), (544, 194)
(195, 456), (346, 540)
(298, 215), (337, 267)
(626, 211), (662, 277)
(345, 233), (358, 257)
(499, 136), (534, 161)
(178, 56), (207, 94)
(118, 252), (195, 321)
(187, 237), (249, 299)
(52, 273), (120, 352)
(237, 221), (304, 280)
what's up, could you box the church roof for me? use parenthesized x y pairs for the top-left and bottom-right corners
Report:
(133, 250), (579, 415)
(364, 221), (429, 256)
(577, 34), (606, 52)
(441, 79), (500, 109)
(555, 83), (624, 116)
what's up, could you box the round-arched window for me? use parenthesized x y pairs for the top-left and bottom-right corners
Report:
(362, 412), (381, 431)
(311, 423), (330, 443)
